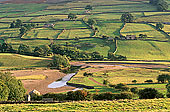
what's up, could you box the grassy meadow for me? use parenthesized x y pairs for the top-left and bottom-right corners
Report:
(1, 99), (170, 111)
(0, 53), (51, 69)
(116, 40), (170, 60)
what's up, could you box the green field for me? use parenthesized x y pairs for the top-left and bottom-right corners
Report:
(1, 99), (170, 111)
(121, 23), (167, 40)
(0, 53), (51, 69)
(116, 40), (170, 60)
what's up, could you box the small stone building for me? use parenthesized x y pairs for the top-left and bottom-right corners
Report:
(126, 35), (136, 40)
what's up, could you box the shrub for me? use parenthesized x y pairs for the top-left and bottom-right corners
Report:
(103, 79), (108, 85)
(144, 80), (153, 83)
(138, 88), (163, 99)
(132, 80), (137, 83)
(116, 92), (134, 99)
(43, 93), (67, 101)
(130, 87), (139, 94)
(93, 92), (115, 100)
(166, 93), (170, 98)
(115, 83), (130, 91)
(66, 90), (92, 101)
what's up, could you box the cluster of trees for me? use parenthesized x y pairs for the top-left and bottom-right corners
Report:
(0, 72), (26, 101)
(9, 19), (36, 35)
(157, 74), (170, 83)
(32, 86), (165, 101)
(121, 12), (134, 23)
(48, 54), (70, 69)
(51, 45), (104, 61)
(149, 0), (168, 11)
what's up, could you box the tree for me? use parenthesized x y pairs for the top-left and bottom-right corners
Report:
(130, 87), (139, 94)
(121, 12), (134, 23)
(103, 79), (108, 85)
(18, 44), (31, 55)
(156, 22), (164, 30)
(49, 54), (70, 69)
(33, 46), (44, 57)
(0, 80), (9, 101)
(132, 80), (137, 83)
(15, 19), (22, 28)
(0, 72), (26, 101)
(68, 13), (77, 20)
(41, 45), (51, 56)
(9, 21), (15, 28)
(0, 43), (14, 53)
(87, 18), (96, 27)
(19, 26), (27, 35)
(138, 88), (163, 99)
(157, 74), (170, 83)
(85, 5), (93, 10)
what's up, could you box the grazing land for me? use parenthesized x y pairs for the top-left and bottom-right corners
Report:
(1, 99), (170, 111)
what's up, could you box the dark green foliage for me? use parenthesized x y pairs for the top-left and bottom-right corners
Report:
(157, 74), (170, 83)
(130, 87), (139, 94)
(0, 43), (14, 53)
(19, 26), (28, 35)
(43, 93), (67, 101)
(132, 80), (137, 83)
(144, 79), (153, 83)
(108, 52), (127, 61)
(83, 72), (93, 77)
(0, 72), (26, 101)
(49, 54), (70, 69)
(68, 13), (77, 20)
(51, 45), (104, 61)
(0, 80), (9, 101)
(166, 81), (170, 93)
(93, 92), (115, 100)
(138, 88), (163, 99)
(61, 65), (81, 74)
(116, 92), (134, 99)
(115, 83), (130, 91)
(66, 90), (92, 101)
(9, 19), (22, 28)
(139, 34), (147, 38)
(33, 46), (45, 56)
(103, 79), (108, 85)
(156, 23), (164, 30)
(87, 18), (96, 26)
(121, 12), (134, 23)
(18, 44), (31, 55)
(93, 92), (134, 100)
(85, 5), (93, 10)
(166, 93), (170, 98)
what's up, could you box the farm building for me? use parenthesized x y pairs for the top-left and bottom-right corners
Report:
(44, 23), (54, 28)
(126, 35), (136, 40)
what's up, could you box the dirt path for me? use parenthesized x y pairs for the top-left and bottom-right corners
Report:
(89, 78), (104, 86)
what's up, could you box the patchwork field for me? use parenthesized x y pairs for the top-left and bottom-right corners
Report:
(121, 23), (167, 40)
(116, 40), (170, 60)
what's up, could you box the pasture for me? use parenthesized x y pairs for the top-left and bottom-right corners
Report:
(116, 40), (170, 60)
(1, 99), (170, 111)
(0, 53), (51, 69)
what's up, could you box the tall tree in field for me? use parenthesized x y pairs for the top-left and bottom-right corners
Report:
(121, 12), (134, 23)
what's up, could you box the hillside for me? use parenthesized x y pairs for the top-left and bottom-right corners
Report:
(0, 0), (169, 60)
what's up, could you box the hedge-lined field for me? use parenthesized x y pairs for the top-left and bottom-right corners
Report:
(116, 40), (170, 60)
(1, 99), (170, 111)
(0, 53), (51, 69)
